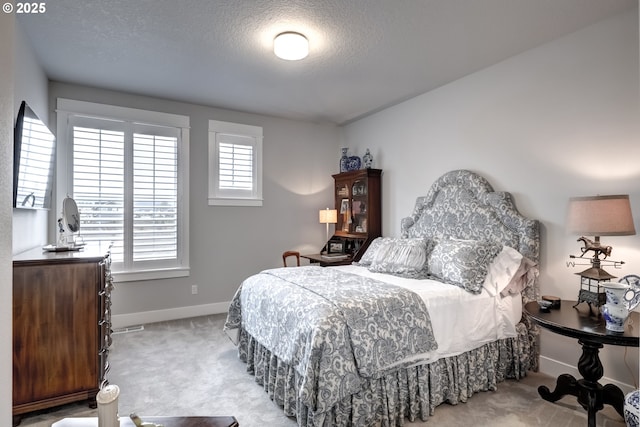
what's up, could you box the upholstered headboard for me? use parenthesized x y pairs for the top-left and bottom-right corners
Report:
(401, 169), (540, 302)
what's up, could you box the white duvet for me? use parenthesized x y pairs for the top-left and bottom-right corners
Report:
(332, 264), (522, 365)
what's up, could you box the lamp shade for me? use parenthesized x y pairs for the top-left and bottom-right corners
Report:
(319, 209), (338, 224)
(567, 195), (636, 236)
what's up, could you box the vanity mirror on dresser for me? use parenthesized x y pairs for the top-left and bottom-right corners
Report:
(12, 245), (113, 426)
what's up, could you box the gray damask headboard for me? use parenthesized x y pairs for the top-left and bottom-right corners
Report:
(401, 169), (540, 303)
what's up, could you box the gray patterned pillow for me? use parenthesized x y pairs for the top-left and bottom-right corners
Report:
(367, 238), (431, 279)
(428, 239), (502, 294)
(353, 237), (394, 267)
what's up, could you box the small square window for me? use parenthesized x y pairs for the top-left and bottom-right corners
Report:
(208, 120), (263, 207)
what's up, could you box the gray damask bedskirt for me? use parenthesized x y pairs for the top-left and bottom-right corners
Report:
(237, 321), (536, 427)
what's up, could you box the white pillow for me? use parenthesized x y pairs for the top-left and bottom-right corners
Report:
(483, 246), (538, 297)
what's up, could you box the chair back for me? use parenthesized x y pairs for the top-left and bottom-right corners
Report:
(282, 251), (300, 267)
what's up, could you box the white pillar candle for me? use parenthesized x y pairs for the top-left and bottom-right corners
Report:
(97, 384), (120, 427)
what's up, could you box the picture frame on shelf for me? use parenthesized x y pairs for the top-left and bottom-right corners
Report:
(340, 198), (349, 213)
(340, 198), (350, 231)
(327, 237), (345, 254)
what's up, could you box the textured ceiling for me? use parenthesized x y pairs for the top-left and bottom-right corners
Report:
(19, 0), (637, 125)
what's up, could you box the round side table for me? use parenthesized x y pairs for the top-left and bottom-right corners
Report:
(524, 300), (639, 427)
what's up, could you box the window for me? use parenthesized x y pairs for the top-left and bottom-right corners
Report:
(56, 99), (190, 282)
(208, 120), (263, 206)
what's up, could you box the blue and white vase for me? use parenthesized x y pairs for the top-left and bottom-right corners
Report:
(340, 148), (349, 172)
(362, 149), (373, 168)
(625, 390), (639, 427)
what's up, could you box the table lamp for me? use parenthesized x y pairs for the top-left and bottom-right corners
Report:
(567, 195), (636, 309)
(319, 208), (338, 252)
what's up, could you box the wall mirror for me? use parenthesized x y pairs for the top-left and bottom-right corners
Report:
(13, 100), (56, 209)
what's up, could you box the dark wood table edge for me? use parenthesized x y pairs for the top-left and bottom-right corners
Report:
(126, 416), (239, 427)
(51, 416), (239, 427)
(524, 300), (640, 347)
(301, 253), (353, 266)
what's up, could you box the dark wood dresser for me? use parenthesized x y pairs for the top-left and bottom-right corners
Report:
(12, 246), (113, 425)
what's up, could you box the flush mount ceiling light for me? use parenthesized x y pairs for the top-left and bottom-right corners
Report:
(273, 32), (309, 61)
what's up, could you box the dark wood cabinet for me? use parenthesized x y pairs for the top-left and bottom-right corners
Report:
(12, 247), (113, 424)
(331, 168), (382, 262)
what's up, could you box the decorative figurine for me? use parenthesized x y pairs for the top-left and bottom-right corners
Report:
(130, 413), (164, 427)
(339, 148), (349, 172)
(362, 149), (373, 168)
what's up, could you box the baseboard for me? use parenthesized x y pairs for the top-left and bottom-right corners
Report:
(540, 355), (636, 395)
(111, 302), (230, 329)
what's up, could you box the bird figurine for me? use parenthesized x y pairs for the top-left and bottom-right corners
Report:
(129, 413), (164, 427)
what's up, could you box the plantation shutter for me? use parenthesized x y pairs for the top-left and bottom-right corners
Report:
(218, 136), (254, 191)
(72, 123), (125, 261)
(71, 117), (180, 267)
(208, 120), (263, 206)
(133, 132), (178, 261)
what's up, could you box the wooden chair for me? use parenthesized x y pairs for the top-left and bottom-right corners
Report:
(282, 251), (300, 267)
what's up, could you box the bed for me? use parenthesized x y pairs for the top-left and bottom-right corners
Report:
(224, 169), (540, 427)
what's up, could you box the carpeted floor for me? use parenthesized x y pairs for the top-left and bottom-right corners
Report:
(18, 314), (627, 427)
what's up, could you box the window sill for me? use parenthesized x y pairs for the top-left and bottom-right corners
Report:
(113, 267), (190, 282)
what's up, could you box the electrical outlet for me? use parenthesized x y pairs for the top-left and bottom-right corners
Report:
(191, 284), (198, 295)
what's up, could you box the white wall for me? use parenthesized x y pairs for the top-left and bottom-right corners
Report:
(12, 20), (50, 255)
(343, 9), (640, 389)
(48, 82), (342, 325)
(0, 9), (15, 427)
